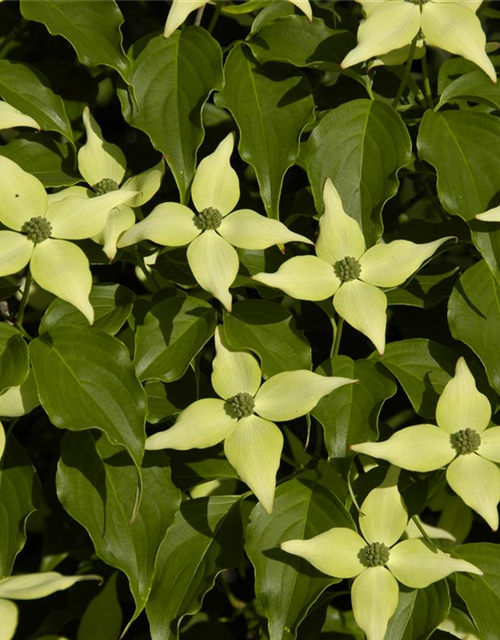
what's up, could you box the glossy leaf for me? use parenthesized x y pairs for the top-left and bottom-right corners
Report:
(20, 0), (131, 79)
(378, 339), (456, 419)
(134, 295), (217, 383)
(312, 356), (397, 458)
(57, 431), (181, 621)
(0, 332), (29, 395)
(146, 496), (241, 640)
(223, 299), (312, 377)
(449, 260), (500, 394)
(145, 369), (198, 424)
(386, 269), (460, 310)
(0, 60), (73, 141)
(304, 99), (412, 245)
(119, 28), (223, 201)
(40, 284), (134, 336)
(245, 476), (355, 640)
(216, 44), (315, 219)
(0, 436), (40, 578)
(436, 70), (500, 111)
(29, 326), (147, 467)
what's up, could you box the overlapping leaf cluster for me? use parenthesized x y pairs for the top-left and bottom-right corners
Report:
(1, 1), (500, 639)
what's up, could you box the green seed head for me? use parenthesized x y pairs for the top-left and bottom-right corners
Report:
(405, 0), (430, 4)
(93, 178), (120, 195)
(226, 392), (255, 419)
(450, 428), (481, 455)
(334, 256), (361, 283)
(196, 207), (223, 231)
(21, 216), (52, 243)
(358, 542), (390, 568)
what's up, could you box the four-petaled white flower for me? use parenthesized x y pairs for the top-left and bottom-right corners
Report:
(146, 326), (355, 513)
(341, 0), (496, 83)
(164, 0), (313, 38)
(117, 133), (313, 311)
(0, 156), (138, 323)
(76, 106), (165, 261)
(0, 572), (100, 640)
(352, 358), (500, 531)
(281, 466), (482, 640)
(253, 179), (451, 354)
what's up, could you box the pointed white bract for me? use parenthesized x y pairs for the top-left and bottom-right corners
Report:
(352, 358), (500, 530)
(254, 178), (451, 354)
(341, 0), (496, 83)
(146, 326), (354, 513)
(0, 101), (40, 131)
(281, 466), (482, 640)
(118, 133), (312, 311)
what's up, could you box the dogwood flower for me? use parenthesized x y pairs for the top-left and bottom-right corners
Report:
(164, 0), (313, 37)
(281, 466), (481, 640)
(351, 358), (500, 530)
(0, 156), (137, 323)
(475, 202), (500, 222)
(77, 107), (164, 260)
(253, 179), (451, 354)
(117, 133), (312, 311)
(0, 101), (40, 130)
(146, 326), (355, 513)
(341, 0), (496, 83)
(0, 572), (100, 640)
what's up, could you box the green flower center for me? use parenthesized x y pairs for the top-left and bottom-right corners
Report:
(226, 392), (255, 419)
(405, 0), (429, 4)
(358, 542), (390, 568)
(195, 207), (223, 231)
(450, 428), (481, 455)
(93, 178), (120, 195)
(334, 256), (361, 283)
(21, 216), (52, 243)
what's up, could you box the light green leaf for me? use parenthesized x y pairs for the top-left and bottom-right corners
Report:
(0, 60), (72, 142)
(134, 295), (217, 383)
(0, 435), (40, 578)
(216, 44), (315, 219)
(223, 300), (312, 377)
(57, 431), (181, 622)
(245, 477), (355, 640)
(304, 100), (412, 245)
(313, 356), (396, 458)
(146, 496), (241, 640)
(378, 339), (456, 419)
(20, 0), (130, 80)
(29, 326), (147, 468)
(40, 284), (134, 336)
(449, 260), (500, 394)
(119, 28), (223, 202)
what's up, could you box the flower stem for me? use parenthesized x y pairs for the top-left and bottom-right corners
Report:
(194, 5), (206, 26)
(208, 2), (222, 33)
(392, 34), (419, 109)
(331, 317), (344, 358)
(15, 269), (32, 328)
(421, 49), (434, 108)
(411, 515), (439, 550)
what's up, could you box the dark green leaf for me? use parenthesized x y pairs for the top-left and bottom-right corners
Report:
(304, 100), (411, 245)
(436, 71), (500, 110)
(134, 295), (217, 383)
(448, 260), (500, 394)
(169, 446), (239, 492)
(454, 543), (500, 640)
(223, 299), (312, 376)
(0, 331), (29, 394)
(245, 476), (354, 640)
(20, 0), (130, 79)
(146, 496), (241, 640)
(119, 28), (223, 201)
(313, 356), (397, 458)
(40, 284), (134, 336)
(30, 326), (147, 467)
(77, 573), (122, 640)
(216, 44), (315, 219)
(0, 60), (73, 141)
(0, 133), (78, 187)
(0, 435), (40, 578)
(57, 431), (181, 620)
(386, 269), (460, 309)
(378, 339), (456, 419)
(145, 368), (198, 423)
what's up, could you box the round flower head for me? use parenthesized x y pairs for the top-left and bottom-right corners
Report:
(281, 466), (482, 640)
(0, 156), (138, 323)
(253, 179), (451, 354)
(352, 358), (500, 530)
(146, 326), (355, 513)
(341, 0), (496, 83)
(118, 134), (313, 311)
